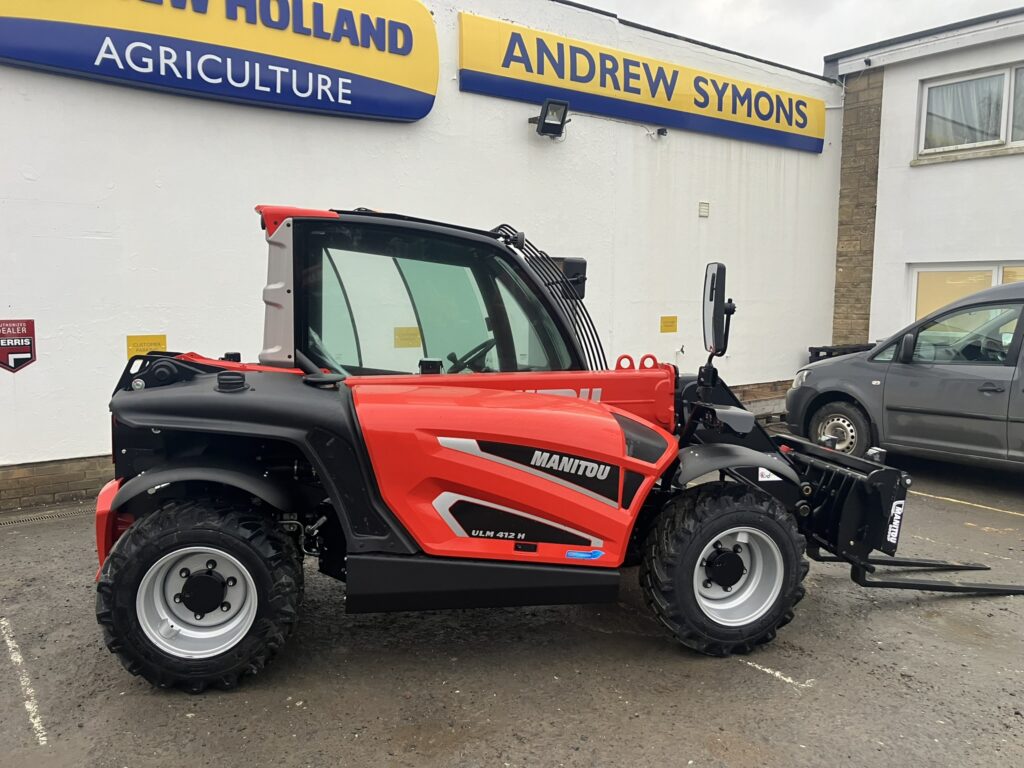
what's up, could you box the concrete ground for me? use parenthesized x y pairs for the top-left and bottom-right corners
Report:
(1, 456), (1022, 768)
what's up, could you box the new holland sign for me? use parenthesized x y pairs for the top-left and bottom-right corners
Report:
(0, 0), (439, 121)
(459, 13), (826, 153)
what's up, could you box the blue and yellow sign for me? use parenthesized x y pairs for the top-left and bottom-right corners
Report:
(459, 14), (826, 153)
(0, 0), (438, 121)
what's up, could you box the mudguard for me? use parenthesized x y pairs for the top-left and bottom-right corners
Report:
(110, 458), (292, 513)
(676, 444), (801, 487)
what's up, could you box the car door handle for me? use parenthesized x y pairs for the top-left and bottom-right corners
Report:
(978, 384), (1005, 393)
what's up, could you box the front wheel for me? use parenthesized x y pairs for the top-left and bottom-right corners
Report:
(809, 401), (871, 457)
(639, 483), (807, 656)
(96, 499), (302, 693)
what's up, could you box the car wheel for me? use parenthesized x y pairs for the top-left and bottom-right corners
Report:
(809, 401), (871, 457)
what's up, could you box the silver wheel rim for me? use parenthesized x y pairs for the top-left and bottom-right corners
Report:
(136, 546), (258, 660)
(818, 414), (858, 454)
(693, 527), (785, 627)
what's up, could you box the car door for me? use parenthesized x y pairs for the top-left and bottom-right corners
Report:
(883, 302), (1021, 461)
(1009, 342), (1024, 462)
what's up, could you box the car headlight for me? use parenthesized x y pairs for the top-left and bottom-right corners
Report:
(793, 370), (810, 388)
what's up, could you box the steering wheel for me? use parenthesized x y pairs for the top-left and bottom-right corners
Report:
(447, 338), (497, 373)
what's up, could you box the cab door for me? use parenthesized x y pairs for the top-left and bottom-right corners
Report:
(1008, 343), (1024, 462)
(883, 302), (1021, 461)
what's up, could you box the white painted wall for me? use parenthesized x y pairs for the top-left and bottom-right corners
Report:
(869, 35), (1024, 340)
(0, 0), (843, 465)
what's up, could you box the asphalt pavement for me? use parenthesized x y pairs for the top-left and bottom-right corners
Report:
(1, 457), (1022, 768)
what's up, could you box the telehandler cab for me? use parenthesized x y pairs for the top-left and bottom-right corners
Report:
(95, 206), (1024, 692)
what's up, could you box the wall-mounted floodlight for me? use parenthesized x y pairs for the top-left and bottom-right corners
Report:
(529, 99), (571, 138)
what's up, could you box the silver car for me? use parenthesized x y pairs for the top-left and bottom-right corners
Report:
(786, 281), (1024, 468)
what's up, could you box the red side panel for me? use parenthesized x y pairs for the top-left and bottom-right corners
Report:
(346, 363), (676, 430)
(350, 383), (677, 568)
(95, 478), (123, 567)
(255, 205), (340, 237)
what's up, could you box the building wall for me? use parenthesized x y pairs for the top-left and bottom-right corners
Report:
(868, 36), (1024, 340)
(832, 68), (883, 345)
(0, 0), (843, 467)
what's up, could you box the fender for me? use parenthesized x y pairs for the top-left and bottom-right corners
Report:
(110, 458), (292, 514)
(676, 444), (801, 487)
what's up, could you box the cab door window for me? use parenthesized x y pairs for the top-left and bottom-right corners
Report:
(298, 223), (577, 374)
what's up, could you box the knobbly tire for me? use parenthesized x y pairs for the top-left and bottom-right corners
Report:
(639, 482), (808, 656)
(96, 498), (302, 693)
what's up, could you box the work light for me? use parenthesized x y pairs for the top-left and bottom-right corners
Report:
(529, 99), (571, 138)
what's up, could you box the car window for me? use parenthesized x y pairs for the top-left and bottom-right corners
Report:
(873, 343), (896, 362)
(913, 304), (1021, 365)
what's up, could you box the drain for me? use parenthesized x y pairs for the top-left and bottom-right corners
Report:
(0, 507), (91, 527)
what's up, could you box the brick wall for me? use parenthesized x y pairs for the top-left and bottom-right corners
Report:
(0, 456), (113, 513)
(732, 379), (792, 403)
(832, 67), (884, 345)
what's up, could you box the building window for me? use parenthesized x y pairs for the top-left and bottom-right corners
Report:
(1014, 68), (1024, 142)
(919, 65), (1024, 155)
(913, 265), (1024, 319)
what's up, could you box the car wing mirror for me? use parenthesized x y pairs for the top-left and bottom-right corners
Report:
(897, 332), (915, 363)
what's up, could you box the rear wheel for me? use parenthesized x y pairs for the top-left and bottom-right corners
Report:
(96, 498), (301, 693)
(639, 483), (807, 656)
(810, 401), (871, 457)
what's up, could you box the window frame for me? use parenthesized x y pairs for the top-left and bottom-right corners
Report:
(918, 67), (1016, 156)
(908, 263), (1024, 324)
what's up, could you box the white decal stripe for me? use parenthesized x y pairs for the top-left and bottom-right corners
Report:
(438, 437), (618, 509)
(431, 491), (604, 547)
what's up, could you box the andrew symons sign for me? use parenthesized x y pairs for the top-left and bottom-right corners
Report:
(459, 13), (826, 153)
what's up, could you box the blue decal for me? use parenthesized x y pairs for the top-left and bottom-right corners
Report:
(566, 549), (605, 561)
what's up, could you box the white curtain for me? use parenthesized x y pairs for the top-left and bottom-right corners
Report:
(924, 73), (1004, 150)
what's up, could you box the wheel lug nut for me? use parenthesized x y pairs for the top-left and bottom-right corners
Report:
(742, 568), (747, 575)
(702, 580), (712, 589)
(206, 560), (217, 570)
(220, 602), (231, 612)
(173, 593), (182, 603)
(700, 560), (707, 568)
(194, 613), (204, 621)
(179, 568), (190, 579)
(713, 541), (722, 550)
(226, 577), (237, 587)
(724, 586), (732, 592)
(733, 545), (742, 554)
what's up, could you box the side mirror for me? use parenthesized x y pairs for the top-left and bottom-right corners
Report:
(703, 263), (731, 355)
(897, 332), (915, 363)
(552, 257), (587, 299)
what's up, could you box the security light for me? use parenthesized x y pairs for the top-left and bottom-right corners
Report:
(529, 99), (571, 138)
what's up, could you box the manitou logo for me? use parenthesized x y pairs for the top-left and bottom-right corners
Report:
(886, 500), (905, 545)
(530, 451), (611, 480)
(518, 388), (602, 402)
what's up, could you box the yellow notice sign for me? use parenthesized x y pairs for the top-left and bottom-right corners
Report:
(394, 327), (422, 349)
(127, 334), (167, 359)
(660, 316), (679, 333)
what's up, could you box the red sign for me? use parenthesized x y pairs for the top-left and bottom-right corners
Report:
(0, 319), (36, 373)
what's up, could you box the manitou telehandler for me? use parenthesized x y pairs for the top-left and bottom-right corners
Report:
(94, 206), (1024, 692)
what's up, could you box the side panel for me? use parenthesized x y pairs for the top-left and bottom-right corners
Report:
(350, 383), (677, 568)
(345, 364), (677, 431)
